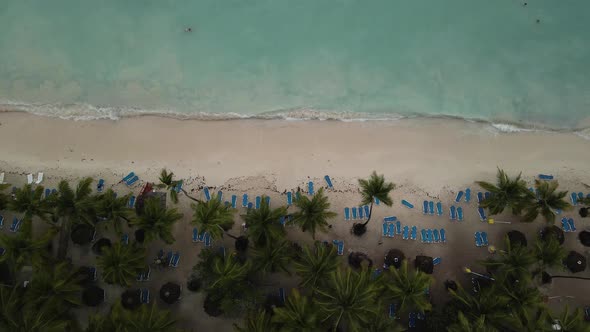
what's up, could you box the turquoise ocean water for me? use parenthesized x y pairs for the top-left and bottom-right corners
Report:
(1, 0), (589, 129)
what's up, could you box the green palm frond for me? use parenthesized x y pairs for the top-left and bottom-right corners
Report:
(241, 196), (287, 247)
(383, 261), (433, 314)
(234, 310), (275, 332)
(25, 262), (83, 309)
(292, 188), (337, 239)
(449, 285), (512, 330)
(447, 312), (499, 332)
(9, 184), (52, 222)
(251, 239), (292, 275)
(131, 197), (183, 244)
(95, 189), (134, 234)
(293, 242), (339, 290)
(191, 195), (235, 240)
(272, 289), (322, 331)
(0, 220), (55, 275)
(476, 169), (529, 215)
(206, 255), (252, 293)
(521, 180), (571, 223)
(97, 243), (147, 286)
(532, 237), (567, 272)
(358, 171), (395, 208)
(479, 236), (536, 283)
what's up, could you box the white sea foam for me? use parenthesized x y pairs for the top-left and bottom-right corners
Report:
(490, 123), (534, 133)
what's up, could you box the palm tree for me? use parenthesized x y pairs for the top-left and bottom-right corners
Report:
(293, 242), (339, 290)
(382, 260), (433, 314)
(291, 188), (336, 239)
(97, 242), (147, 286)
(191, 195), (235, 240)
(234, 310), (275, 332)
(500, 281), (544, 322)
(504, 308), (552, 332)
(51, 178), (96, 259)
(251, 239), (292, 275)
(0, 183), (10, 211)
(532, 236), (567, 275)
(130, 197), (183, 244)
(8, 184), (52, 222)
(315, 268), (382, 331)
(242, 196), (287, 247)
(272, 289), (322, 331)
(157, 168), (201, 204)
(25, 262), (83, 309)
(95, 189), (134, 234)
(447, 312), (499, 332)
(449, 285), (512, 330)
(521, 180), (571, 224)
(363, 309), (405, 332)
(87, 301), (178, 332)
(476, 169), (529, 215)
(552, 305), (590, 332)
(353, 171), (395, 236)
(0, 220), (55, 276)
(479, 236), (536, 283)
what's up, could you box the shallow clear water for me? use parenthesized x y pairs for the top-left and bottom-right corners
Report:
(1, 0), (589, 127)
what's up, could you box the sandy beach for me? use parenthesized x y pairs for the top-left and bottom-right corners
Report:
(1, 111), (590, 330)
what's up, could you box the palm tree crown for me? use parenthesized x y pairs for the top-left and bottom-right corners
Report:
(191, 195), (235, 240)
(479, 236), (536, 283)
(292, 188), (336, 239)
(272, 289), (322, 332)
(131, 197), (183, 244)
(293, 242), (339, 290)
(9, 184), (51, 222)
(251, 239), (292, 275)
(0, 220), (55, 275)
(241, 197), (287, 247)
(383, 261), (433, 314)
(476, 169), (529, 215)
(97, 242), (147, 286)
(521, 180), (571, 223)
(95, 189), (133, 234)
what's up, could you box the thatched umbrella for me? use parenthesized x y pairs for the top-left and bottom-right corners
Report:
(579, 207), (588, 218)
(82, 285), (105, 307)
(348, 252), (373, 269)
(121, 289), (141, 310)
(187, 277), (201, 292)
(160, 282), (181, 304)
(564, 251), (586, 273)
(415, 255), (433, 274)
(92, 238), (112, 255)
(134, 229), (145, 244)
(444, 280), (458, 291)
(0, 262), (13, 285)
(541, 226), (565, 245)
(384, 249), (405, 269)
(507, 230), (527, 247)
(579, 231), (590, 247)
(71, 224), (96, 245)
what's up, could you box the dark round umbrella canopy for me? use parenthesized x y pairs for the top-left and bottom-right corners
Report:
(135, 229), (145, 244)
(579, 231), (590, 247)
(444, 280), (458, 292)
(234, 236), (249, 252)
(82, 285), (105, 307)
(384, 249), (406, 269)
(348, 252), (373, 269)
(564, 251), (586, 273)
(160, 282), (181, 304)
(507, 230), (527, 247)
(579, 207), (588, 218)
(187, 278), (201, 292)
(541, 226), (565, 245)
(121, 289), (141, 310)
(92, 238), (112, 255)
(71, 224), (96, 245)
(415, 255), (434, 274)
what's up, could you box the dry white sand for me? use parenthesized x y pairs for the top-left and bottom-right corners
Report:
(1, 111), (590, 330)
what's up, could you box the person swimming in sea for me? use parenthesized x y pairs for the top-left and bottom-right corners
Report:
(184, 27), (192, 32)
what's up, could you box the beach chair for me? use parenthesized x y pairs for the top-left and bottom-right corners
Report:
(279, 288), (286, 305)
(255, 196), (261, 209)
(175, 180), (183, 193)
(568, 218), (576, 232)
(280, 216), (286, 226)
(217, 191), (223, 202)
(429, 201), (435, 215)
(401, 200), (414, 209)
(455, 191), (464, 203)
(409, 313), (417, 328)
(477, 192), (483, 203)
(121, 233), (129, 245)
(578, 192), (584, 201)
(126, 176), (139, 186)
(0, 215), (3, 229)
(375, 197), (380, 205)
(0, 172), (4, 184)
(474, 232), (483, 247)
(403, 226), (409, 240)
(0, 248), (4, 256)
(286, 192), (292, 206)
(485, 192), (491, 200)
(449, 206), (457, 220)
(457, 207), (464, 221)
(308, 181), (314, 195)
(436, 202), (443, 216)
(358, 206), (364, 219)
(198, 231), (205, 242)
(34, 172), (43, 184)
(433, 257), (441, 266)
(141, 288), (150, 304)
(538, 174), (554, 180)
(219, 246), (226, 258)
(128, 195), (136, 208)
(242, 194), (248, 207)
(427, 229), (434, 243)
(203, 187), (211, 201)
(324, 175), (333, 189)
(388, 223), (395, 238)
(372, 268), (382, 279)
(51, 189), (57, 195)
(422, 201), (428, 214)
(44, 188), (51, 198)
(344, 207), (350, 221)
(571, 192), (578, 205)
(433, 229), (440, 243)
(247, 202), (253, 209)
(421, 229), (427, 243)
(384, 216), (397, 222)
(89, 267), (97, 281)
(481, 232), (489, 246)
(363, 205), (370, 217)
(122, 172), (134, 182)
(411, 226), (417, 241)
(97, 179), (105, 192)
(440, 228), (446, 243)
(478, 207), (487, 222)
(231, 195), (237, 208)
(465, 188), (471, 203)
(265, 196), (270, 206)
(332, 240), (344, 255)
(170, 252), (180, 267)
(382, 223), (388, 237)
(352, 207), (358, 220)
(389, 303), (396, 319)
(204, 233), (212, 247)
(9, 217), (21, 233)
(192, 228), (199, 242)
(27, 174), (33, 184)
(561, 218), (571, 232)
(396, 221), (401, 235)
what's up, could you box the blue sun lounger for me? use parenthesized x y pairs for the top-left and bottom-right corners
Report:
(217, 191), (223, 202)
(433, 257), (441, 266)
(295, 191), (301, 201)
(126, 176), (139, 186)
(332, 240), (344, 255)
(389, 304), (396, 319)
(436, 202), (443, 216)
(384, 216), (397, 222)
(265, 196), (270, 206)
(204, 233), (212, 247)
(141, 288), (150, 304)
(449, 206), (457, 220)
(122, 172), (134, 182)
(97, 179), (105, 192)
(242, 194), (248, 207)
(203, 187), (211, 201)
(375, 197), (380, 205)
(475, 232), (483, 247)
(478, 207), (487, 222)
(255, 196), (261, 209)
(44, 188), (51, 198)
(403, 226), (409, 240)
(477, 192), (484, 203)
(421, 229), (427, 242)
(455, 191), (464, 203)
(198, 230), (205, 242)
(169, 252), (180, 267)
(427, 229), (433, 243)
(287, 192), (292, 206)
(121, 233), (129, 245)
(344, 207), (350, 220)
(396, 221), (401, 235)
(247, 202), (253, 209)
(324, 175), (333, 189)
(429, 201), (434, 215)
(192, 228), (199, 242)
(465, 188), (471, 203)
(382, 223), (388, 236)
(388, 223), (395, 238)
(231, 195), (237, 208)
(9, 217), (21, 233)
(308, 181), (314, 195)
(280, 216), (286, 226)
(539, 174), (554, 180)
(174, 180), (183, 193)
(352, 207), (358, 220)
(485, 192), (491, 200)
(440, 228), (446, 243)
(571, 192), (578, 205)
(568, 218), (576, 232)
(423, 201), (428, 214)
(358, 206), (364, 219)
(409, 312), (417, 328)
(579, 192), (584, 201)
(481, 232), (489, 246)
(279, 288), (286, 304)
(433, 229), (440, 243)
(363, 205), (370, 217)
(401, 200), (414, 209)
(128, 195), (136, 208)
(457, 207), (463, 221)
(0, 215), (3, 229)
(0, 248), (5, 256)
(561, 218), (571, 232)
(411, 226), (417, 240)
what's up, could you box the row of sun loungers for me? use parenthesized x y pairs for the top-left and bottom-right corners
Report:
(420, 228), (447, 243)
(571, 192), (589, 205)
(449, 206), (464, 221)
(141, 288), (150, 304)
(422, 201), (445, 216)
(561, 217), (577, 232)
(192, 228), (212, 247)
(343, 206), (370, 221)
(122, 172), (139, 186)
(25, 172), (44, 185)
(477, 191), (492, 203)
(382, 221), (422, 241)
(474, 231), (489, 247)
(454, 188), (472, 203)
(136, 266), (151, 282)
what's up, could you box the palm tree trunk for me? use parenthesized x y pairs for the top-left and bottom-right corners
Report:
(225, 232), (239, 240)
(550, 275), (590, 281)
(333, 309), (345, 332)
(56, 217), (71, 260)
(362, 202), (374, 226)
(180, 188), (202, 203)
